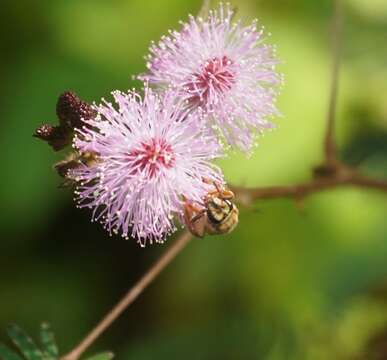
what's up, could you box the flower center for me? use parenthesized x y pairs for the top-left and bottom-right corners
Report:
(128, 138), (175, 178)
(187, 56), (235, 106)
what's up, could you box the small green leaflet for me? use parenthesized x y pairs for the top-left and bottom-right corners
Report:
(6, 325), (44, 360)
(0, 324), (113, 360)
(39, 323), (58, 360)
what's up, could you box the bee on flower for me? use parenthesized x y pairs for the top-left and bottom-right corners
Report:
(184, 182), (239, 238)
(69, 87), (224, 246)
(140, 3), (282, 153)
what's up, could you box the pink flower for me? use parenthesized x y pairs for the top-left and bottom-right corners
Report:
(140, 3), (281, 153)
(71, 87), (223, 246)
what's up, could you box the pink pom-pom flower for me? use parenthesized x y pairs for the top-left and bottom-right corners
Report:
(140, 3), (281, 153)
(71, 87), (223, 246)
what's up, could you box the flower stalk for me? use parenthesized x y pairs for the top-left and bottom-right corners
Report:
(60, 231), (193, 360)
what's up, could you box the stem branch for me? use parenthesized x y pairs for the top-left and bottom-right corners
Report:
(232, 170), (387, 203)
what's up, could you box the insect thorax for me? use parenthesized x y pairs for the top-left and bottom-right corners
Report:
(207, 197), (233, 224)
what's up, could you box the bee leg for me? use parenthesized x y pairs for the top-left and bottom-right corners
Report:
(212, 182), (234, 200)
(190, 211), (207, 238)
(206, 182), (223, 197)
(183, 202), (203, 219)
(191, 209), (206, 223)
(183, 203), (203, 236)
(219, 189), (234, 200)
(183, 202), (207, 238)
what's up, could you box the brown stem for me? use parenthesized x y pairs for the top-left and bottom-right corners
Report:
(324, 0), (343, 165)
(232, 170), (387, 203)
(60, 231), (193, 360)
(350, 174), (387, 192)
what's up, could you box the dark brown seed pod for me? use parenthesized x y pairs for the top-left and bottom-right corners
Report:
(34, 91), (96, 151)
(33, 124), (70, 151)
(56, 91), (96, 129)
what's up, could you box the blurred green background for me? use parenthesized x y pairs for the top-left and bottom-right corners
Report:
(1, 0), (387, 359)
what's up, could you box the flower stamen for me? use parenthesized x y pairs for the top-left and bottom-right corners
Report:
(187, 56), (235, 106)
(128, 138), (175, 178)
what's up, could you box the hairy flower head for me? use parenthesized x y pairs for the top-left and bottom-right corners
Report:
(71, 87), (223, 245)
(140, 3), (281, 153)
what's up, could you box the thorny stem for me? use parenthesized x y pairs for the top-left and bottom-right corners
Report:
(60, 231), (193, 360)
(324, 0), (343, 166)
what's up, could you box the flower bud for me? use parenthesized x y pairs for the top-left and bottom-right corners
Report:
(34, 91), (96, 151)
(33, 124), (69, 151)
(56, 91), (96, 129)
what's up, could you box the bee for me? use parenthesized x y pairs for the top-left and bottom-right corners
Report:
(184, 183), (239, 238)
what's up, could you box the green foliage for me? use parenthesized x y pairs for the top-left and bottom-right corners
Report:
(0, 325), (112, 360)
(39, 324), (58, 360)
(6, 325), (44, 360)
(0, 344), (22, 360)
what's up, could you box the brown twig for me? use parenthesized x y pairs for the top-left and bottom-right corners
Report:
(60, 231), (193, 360)
(232, 172), (387, 204)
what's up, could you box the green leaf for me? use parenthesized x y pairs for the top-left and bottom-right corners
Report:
(39, 323), (58, 360)
(83, 352), (114, 360)
(0, 344), (23, 360)
(6, 325), (44, 360)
